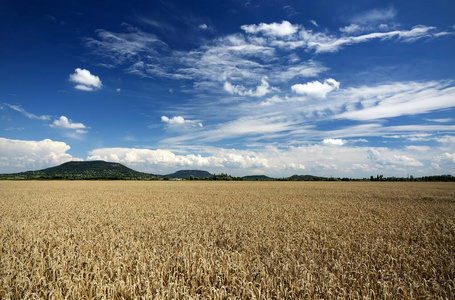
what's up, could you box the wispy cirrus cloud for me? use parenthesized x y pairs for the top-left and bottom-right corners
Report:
(85, 19), (452, 97)
(84, 23), (168, 65)
(224, 76), (275, 97)
(334, 81), (455, 121)
(4, 103), (50, 120)
(161, 114), (300, 145)
(350, 7), (397, 25)
(80, 18), (455, 178)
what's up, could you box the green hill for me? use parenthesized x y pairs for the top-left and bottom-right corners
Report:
(243, 175), (273, 181)
(0, 161), (157, 180)
(288, 174), (326, 181)
(167, 170), (213, 179)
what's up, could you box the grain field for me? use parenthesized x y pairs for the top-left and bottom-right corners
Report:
(1, 181), (454, 299)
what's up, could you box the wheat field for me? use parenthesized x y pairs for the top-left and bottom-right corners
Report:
(0, 181), (454, 299)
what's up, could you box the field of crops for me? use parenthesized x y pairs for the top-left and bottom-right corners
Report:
(1, 181), (454, 299)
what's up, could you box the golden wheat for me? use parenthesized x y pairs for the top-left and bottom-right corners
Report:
(1, 181), (454, 299)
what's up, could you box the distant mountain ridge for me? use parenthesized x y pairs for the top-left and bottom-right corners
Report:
(167, 170), (213, 179)
(3, 161), (450, 181)
(0, 160), (157, 180)
(243, 175), (272, 181)
(289, 174), (325, 180)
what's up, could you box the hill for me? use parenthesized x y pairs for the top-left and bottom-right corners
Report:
(167, 170), (213, 179)
(243, 175), (273, 181)
(0, 161), (157, 180)
(287, 174), (326, 181)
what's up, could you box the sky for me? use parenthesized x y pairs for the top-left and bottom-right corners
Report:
(1, 0), (455, 178)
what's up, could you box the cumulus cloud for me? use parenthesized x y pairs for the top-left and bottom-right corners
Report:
(161, 116), (203, 127)
(291, 78), (340, 98)
(87, 147), (268, 173)
(432, 153), (455, 170)
(50, 116), (88, 129)
(4, 104), (50, 120)
(241, 20), (298, 36)
(322, 138), (346, 146)
(84, 142), (455, 177)
(368, 148), (424, 167)
(69, 68), (102, 91)
(49, 116), (89, 139)
(0, 137), (82, 173)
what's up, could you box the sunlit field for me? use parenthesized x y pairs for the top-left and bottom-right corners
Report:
(1, 181), (454, 299)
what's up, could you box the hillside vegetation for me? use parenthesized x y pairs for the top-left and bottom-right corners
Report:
(1, 181), (454, 299)
(1, 160), (454, 181)
(0, 161), (157, 180)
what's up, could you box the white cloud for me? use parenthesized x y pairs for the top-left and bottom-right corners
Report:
(85, 21), (453, 88)
(50, 116), (88, 129)
(275, 61), (328, 82)
(85, 23), (167, 66)
(161, 115), (298, 144)
(425, 118), (454, 123)
(0, 137), (82, 173)
(69, 68), (102, 91)
(161, 115), (184, 124)
(87, 147), (268, 173)
(241, 20), (298, 36)
(322, 138), (346, 146)
(198, 24), (208, 30)
(351, 8), (397, 25)
(260, 95), (284, 106)
(291, 78), (340, 98)
(223, 76), (273, 97)
(4, 104), (50, 120)
(435, 135), (455, 144)
(335, 81), (455, 121)
(339, 24), (362, 34)
(368, 148), (424, 167)
(269, 24), (448, 53)
(406, 145), (431, 152)
(285, 162), (306, 170)
(161, 116), (202, 127)
(432, 152), (455, 170)
(310, 20), (319, 27)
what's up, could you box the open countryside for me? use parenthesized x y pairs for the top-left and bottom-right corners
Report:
(1, 181), (454, 299)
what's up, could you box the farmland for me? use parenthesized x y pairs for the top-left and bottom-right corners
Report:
(1, 181), (454, 299)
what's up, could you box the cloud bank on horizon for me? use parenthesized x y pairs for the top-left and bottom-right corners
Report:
(1, 0), (455, 177)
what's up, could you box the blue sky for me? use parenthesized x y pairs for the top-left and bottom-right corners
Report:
(1, 0), (455, 177)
